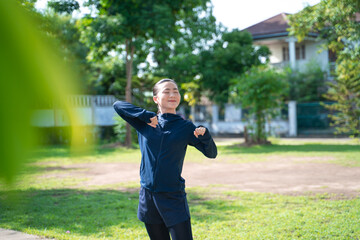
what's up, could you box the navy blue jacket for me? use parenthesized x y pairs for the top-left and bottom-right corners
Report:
(113, 101), (217, 192)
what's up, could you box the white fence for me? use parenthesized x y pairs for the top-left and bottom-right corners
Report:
(31, 95), (298, 136)
(31, 95), (119, 127)
(188, 101), (297, 137)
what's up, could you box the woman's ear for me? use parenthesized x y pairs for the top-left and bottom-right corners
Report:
(153, 96), (158, 104)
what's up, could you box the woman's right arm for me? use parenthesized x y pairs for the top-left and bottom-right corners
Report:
(113, 101), (156, 132)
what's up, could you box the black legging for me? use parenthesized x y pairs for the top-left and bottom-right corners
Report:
(145, 219), (193, 240)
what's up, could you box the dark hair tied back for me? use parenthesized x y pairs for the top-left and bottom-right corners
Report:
(153, 79), (178, 97)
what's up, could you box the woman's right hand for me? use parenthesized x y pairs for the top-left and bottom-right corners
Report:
(147, 116), (158, 128)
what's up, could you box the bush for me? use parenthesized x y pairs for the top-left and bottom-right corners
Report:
(113, 115), (126, 143)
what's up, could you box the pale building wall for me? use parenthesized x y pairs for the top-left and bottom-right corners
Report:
(305, 40), (329, 71)
(267, 44), (283, 63)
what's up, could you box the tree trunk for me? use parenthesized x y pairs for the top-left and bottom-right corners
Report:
(244, 126), (249, 144)
(256, 112), (263, 143)
(125, 39), (135, 147)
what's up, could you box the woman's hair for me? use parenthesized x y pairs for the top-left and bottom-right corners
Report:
(153, 79), (178, 97)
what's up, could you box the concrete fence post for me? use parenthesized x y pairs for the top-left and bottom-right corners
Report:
(288, 101), (297, 137)
(212, 105), (219, 123)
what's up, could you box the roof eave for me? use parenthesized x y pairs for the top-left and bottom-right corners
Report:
(251, 32), (318, 40)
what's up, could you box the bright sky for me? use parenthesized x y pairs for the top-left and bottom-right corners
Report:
(36, 0), (321, 30)
(211, 0), (321, 30)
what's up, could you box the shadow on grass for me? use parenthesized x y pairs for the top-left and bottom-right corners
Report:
(0, 188), (238, 238)
(21, 165), (84, 176)
(0, 189), (141, 237)
(220, 144), (360, 154)
(30, 145), (138, 160)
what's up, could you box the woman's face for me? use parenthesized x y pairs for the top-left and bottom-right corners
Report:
(153, 82), (181, 114)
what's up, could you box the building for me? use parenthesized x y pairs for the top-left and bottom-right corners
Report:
(243, 13), (336, 74)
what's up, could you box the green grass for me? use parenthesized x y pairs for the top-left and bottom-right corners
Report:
(1, 187), (359, 240)
(1, 139), (359, 239)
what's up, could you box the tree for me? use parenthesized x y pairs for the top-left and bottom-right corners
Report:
(81, 0), (212, 147)
(151, 4), (220, 106)
(48, 0), (80, 14)
(288, 0), (360, 137)
(199, 29), (271, 104)
(231, 66), (288, 144)
(323, 54), (360, 136)
(39, 12), (91, 91)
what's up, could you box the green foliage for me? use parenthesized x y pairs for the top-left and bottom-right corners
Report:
(231, 66), (287, 143)
(323, 55), (360, 137)
(86, 55), (127, 96)
(113, 116), (126, 144)
(199, 30), (271, 104)
(288, 0), (360, 49)
(152, 4), (219, 87)
(288, 0), (360, 137)
(81, 0), (213, 65)
(0, 1), (85, 183)
(48, 0), (80, 14)
(181, 81), (201, 106)
(286, 60), (327, 102)
(39, 13), (92, 92)
(79, 13), (125, 61)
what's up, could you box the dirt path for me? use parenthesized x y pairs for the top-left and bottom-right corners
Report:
(47, 156), (360, 198)
(182, 158), (360, 198)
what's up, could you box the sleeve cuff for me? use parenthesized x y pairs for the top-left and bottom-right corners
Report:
(197, 127), (211, 141)
(139, 110), (156, 123)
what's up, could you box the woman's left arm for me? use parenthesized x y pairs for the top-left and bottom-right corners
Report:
(189, 125), (217, 159)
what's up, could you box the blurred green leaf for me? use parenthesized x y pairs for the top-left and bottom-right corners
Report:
(0, 1), (86, 183)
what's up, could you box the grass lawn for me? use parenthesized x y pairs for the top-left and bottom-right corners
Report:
(0, 138), (359, 239)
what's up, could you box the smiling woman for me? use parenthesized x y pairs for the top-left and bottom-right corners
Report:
(113, 78), (217, 240)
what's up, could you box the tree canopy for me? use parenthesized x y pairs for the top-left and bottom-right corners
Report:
(199, 30), (270, 104)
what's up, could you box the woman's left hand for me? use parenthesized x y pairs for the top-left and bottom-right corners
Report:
(147, 116), (158, 128)
(194, 127), (206, 138)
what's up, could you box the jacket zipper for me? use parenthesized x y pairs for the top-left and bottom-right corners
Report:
(153, 125), (164, 191)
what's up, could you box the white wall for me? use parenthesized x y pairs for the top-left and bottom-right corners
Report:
(267, 44), (283, 63)
(305, 40), (329, 71)
(31, 95), (118, 127)
(259, 38), (329, 72)
(194, 103), (296, 137)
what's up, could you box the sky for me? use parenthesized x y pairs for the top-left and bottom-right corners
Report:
(211, 0), (321, 30)
(36, 0), (321, 30)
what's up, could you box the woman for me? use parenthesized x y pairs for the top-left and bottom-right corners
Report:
(113, 79), (217, 240)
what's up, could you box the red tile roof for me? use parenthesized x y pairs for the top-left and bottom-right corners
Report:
(244, 12), (360, 39)
(244, 13), (290, 37)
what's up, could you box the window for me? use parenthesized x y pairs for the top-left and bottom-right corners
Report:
(296, 45), (306, 60)
(283, 45), (306, 61)
(328, 49), (337, 62)
(282, 47), (289, 61)
(301, 45), (306, 59)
